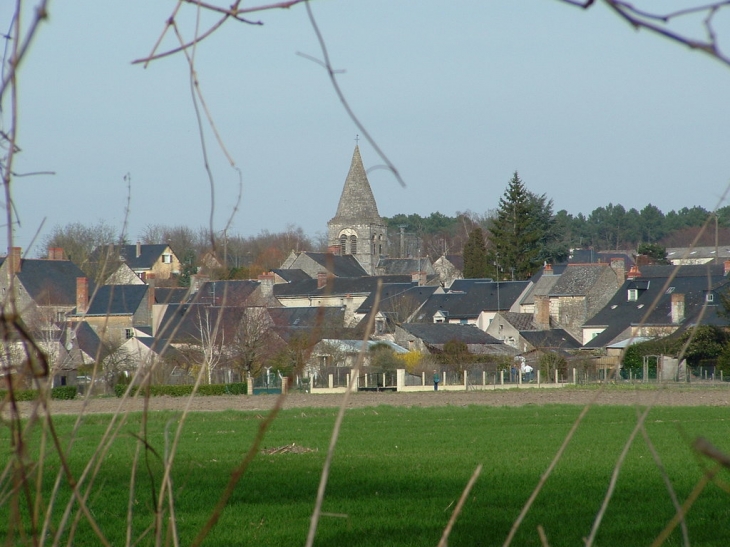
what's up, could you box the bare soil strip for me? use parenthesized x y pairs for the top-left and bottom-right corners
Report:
(14, 386), (730, 417)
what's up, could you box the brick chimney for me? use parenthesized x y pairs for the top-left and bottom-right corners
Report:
(327, 245), (341, 256)
(48, 247), (65, 260)
(76, 277), (89, 314)
(671, 293), (685, 324)
(257, 272), (275, 298)
(724, 260), (730, 276)
(411, 271), (427, 286)
(626, 265), (641, 280)
(534, 295), (550, 329)
(136, 241), (142, 258)
(543, 263), (553, 275)
(146, 273), (156, 311)
(8, 247), (21, 274)
(317, 271), (329, 289)
(610, 258), (625, 284)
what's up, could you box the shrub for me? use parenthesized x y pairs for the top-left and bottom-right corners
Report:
(51, 386), (77, 400)
(114, 382), (248, 398)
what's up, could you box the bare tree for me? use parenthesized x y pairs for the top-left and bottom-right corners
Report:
(231, 307), (280, 378)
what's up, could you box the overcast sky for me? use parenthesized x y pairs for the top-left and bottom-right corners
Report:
(4, 0), (730, 256)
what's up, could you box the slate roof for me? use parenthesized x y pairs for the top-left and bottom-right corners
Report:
(549, 263), (610, 296)
(356, 283), (438, 315)
(376, 258), (435, 276)
(520, 329), (581, 350)
(267, 307), (346, 329)
(61, 322), (102, 361)
(154, 287), (189, 305)
(91, 244), (172, 271)
(412, 281), (529, 321)
(305, 253), (369, 278)
(399, 323), (502, 345)
(568, 249), (635, 267)
(155, 303), (245, 343)
(520, 271), (560, 306)
(318, 339), (409, 354)
(272, 269), (312, 283)
(667, 246), (730, 263)
(84, 285), (149, 316)
(16, 259), (89, 306)
(329, 146), (382, 223)
(273, 275), (412, 298)
(499, 312), (538, 331)
(582, 264), (727, 348)
(190, 280), (260, 307)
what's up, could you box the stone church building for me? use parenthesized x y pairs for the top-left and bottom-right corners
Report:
(327, 146), (387, 275)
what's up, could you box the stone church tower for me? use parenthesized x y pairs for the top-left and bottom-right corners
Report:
(328, 146), (387, 275)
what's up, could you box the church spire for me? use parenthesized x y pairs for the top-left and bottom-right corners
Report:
(331, 145), (381, 223)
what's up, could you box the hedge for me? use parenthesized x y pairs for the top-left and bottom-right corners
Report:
(0, 386), (77, 401)
(114, 382), (248, 398)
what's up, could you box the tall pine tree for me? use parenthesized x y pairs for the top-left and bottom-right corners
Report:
(462, 227), (488, 278)
(487, 172), (542, 280)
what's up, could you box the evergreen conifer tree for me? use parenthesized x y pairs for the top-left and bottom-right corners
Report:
(462, 227), (488, 278)
(487, 172), (542, 280)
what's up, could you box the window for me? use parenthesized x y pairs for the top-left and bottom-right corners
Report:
(628, 289), (638, 302)
(350, 235), (357, 254)
(340, 235), (347, 255)
(706, 292), (715, 303)
(125, 328), (134, 339)
(162, 254), (172, 264)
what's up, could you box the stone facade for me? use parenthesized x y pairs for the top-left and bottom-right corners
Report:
(327, 146), (387, 275)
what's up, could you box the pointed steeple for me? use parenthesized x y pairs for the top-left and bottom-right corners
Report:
(331, 146), (381, 223)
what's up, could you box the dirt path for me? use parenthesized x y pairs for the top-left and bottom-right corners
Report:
(13, 385), (730, 417)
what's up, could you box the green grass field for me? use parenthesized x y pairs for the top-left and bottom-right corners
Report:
(3, 404), (730, 546)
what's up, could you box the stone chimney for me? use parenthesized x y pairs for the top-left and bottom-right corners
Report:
(317, 271), (329, 289)
(534, 295), (550, 329)
(671, 293), (685, 324)
(626, 265), (641, 280)
(8, 247), (21, 274)
(411, 271), (427, 286)
(76, 277), (89, 314)
(48, 247), (65, 260)
(257, 272), (275, 298)
(543, 263), (553, 275)
(724, 260), (730, 276)
(136, 241), (141, 258)
(610, 258), (625, 284)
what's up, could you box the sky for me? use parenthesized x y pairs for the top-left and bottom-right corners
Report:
(4, 0), (730, 256)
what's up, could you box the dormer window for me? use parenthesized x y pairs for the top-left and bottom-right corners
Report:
(628, 289), (638, 302)
(706, 292), (715, 303)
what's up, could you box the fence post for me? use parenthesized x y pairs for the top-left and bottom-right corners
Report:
(246, 373), (253, 395)
(382, 373), (386, 388)
(518, 370), (522, 386)
(422, 371), (426, 386)
(555, 369), (559, 384)
(346, 373), (350, 388)
(500, 370), (504, 385)
(464, 372), (468, 390)
(328, 374), (334, 389)
(537, 370), (541, 386)
(396, 369), (405, 392)
(573, 368), (577, 385)
(482, 370), (486, 387)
